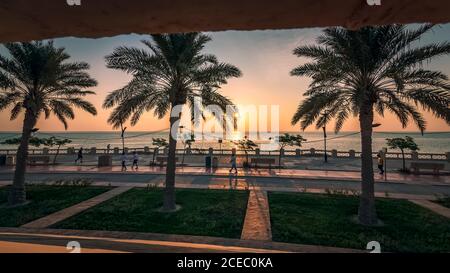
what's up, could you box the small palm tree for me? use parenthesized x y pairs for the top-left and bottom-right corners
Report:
(44, 137), (73, 164)
(234, 136), (258, 167)
(277, 133), (306, 168)
(0, 41), (97, 206)
(291, 25), (450, 225)
(386, 136), (419, 171)
(103, 33), (241, 211)
(151, 137), (168, 165)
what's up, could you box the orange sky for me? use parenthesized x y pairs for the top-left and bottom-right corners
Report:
(1, 27), (449, 133)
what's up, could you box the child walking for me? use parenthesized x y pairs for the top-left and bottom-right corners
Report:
(229, 151), (237, 174)
(121, 152), (127, 171)
(132, 151), (139, 171)
(377, 153), (384, 175)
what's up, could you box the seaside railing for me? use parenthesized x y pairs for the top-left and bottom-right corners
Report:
(1, 147), (449, 162)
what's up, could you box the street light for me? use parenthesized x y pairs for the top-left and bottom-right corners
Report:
(323, 126), (327, 163)
(322, 111), (329, 163)
(120, 123), (127, 153)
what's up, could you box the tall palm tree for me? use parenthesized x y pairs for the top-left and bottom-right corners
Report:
(290, 25), (450, 225)
(103, 33), (241, 211)
(0, 41), (97, 206)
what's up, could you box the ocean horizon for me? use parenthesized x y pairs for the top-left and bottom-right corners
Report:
(1, 131), (449, 154)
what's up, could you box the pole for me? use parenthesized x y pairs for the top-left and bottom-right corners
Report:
(120, 123), (126, 153)
(382, 147), (388, 181)
(384, 149), (387, 181)
(323, 126), (327, 163)
(322, 110), (328, 163)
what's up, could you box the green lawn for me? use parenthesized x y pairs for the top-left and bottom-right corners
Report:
(0, 185), (109, 227)
(269, 192), (450, 253)
(54, 188), (249, 239)
(435, 197), (450, 209)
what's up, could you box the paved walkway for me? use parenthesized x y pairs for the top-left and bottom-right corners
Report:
(409, 199), (450, 219)
(21, 186), (133, 229)
(1, 165), (449, 185)
(0, 228), (362, 253)
(241, 190), (272, 241)
(1, 171), (449, 199)
(0, 240), (125, 253)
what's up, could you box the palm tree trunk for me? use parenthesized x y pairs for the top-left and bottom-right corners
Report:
(358, 105), (378, 225)
(8, 110), (37, 206)
(163, 115), (179, 211)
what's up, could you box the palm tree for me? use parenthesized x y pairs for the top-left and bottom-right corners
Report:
(103, 33), (241, 211)
(0, 41), (97, 206)
(290, 25), (450, 225)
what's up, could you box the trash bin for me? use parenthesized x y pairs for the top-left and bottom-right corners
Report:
(212, 157), (219, 168)
(98, 155), (113, 167)
(0, 155), (6, 166)
(6, 156), (15, 166)
(205, 155), (212, 168)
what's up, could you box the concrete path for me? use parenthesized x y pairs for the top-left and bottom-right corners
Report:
(0, 228), (363, 253)
(0, 240), (125, 253)
(21, 186), (133, 228)
(1, 165), (449, 185)
(409, 199), (450, 219)
(241, 190), (272, 241)
(1, 174), (449, 199)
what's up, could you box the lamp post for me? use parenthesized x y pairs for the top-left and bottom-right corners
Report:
(120, 123), (127, 153)
(322, 110), (329, 163)
(323, 125), (327, 163)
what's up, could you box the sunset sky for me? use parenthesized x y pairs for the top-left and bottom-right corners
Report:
(1, 24), (450, 133)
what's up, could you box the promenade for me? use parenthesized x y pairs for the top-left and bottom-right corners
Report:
(1, 164), (449, 253)
(1, 165), (449, 197)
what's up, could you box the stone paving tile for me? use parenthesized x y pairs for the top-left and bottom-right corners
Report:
(409, 199), (450, 219)
(21, 186), (133, 229)
(241, 190), (272, 241)
(1, 165), (448, 185)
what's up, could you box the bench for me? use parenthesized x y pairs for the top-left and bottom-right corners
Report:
(155, 156), (179, 167)
(251, 158), (276, 169)
(27, 155), (50, 165)
(410, 162), (445, 174)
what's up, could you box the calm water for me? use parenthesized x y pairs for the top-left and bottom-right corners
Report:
(0, 131), (449, 153)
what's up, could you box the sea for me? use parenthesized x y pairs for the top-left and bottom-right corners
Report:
(0, 131), (449, 154)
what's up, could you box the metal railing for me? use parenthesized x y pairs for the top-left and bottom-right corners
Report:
(1, 147), (449, 161)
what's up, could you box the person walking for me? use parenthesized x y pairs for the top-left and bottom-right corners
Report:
(132, 151), (139, 171)
(229, 151), (238, 174)
(121, 152), (127, 171)
(75, 147), (83, 164)
(377, 153), (384, 175)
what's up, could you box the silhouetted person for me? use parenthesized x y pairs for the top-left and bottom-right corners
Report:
(121, 152), (127, 171)
(377, 153), (384, 175)
(229, 151), (237, 174)
(132, 151), (139, 171)
(75, 148), (83, 164)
